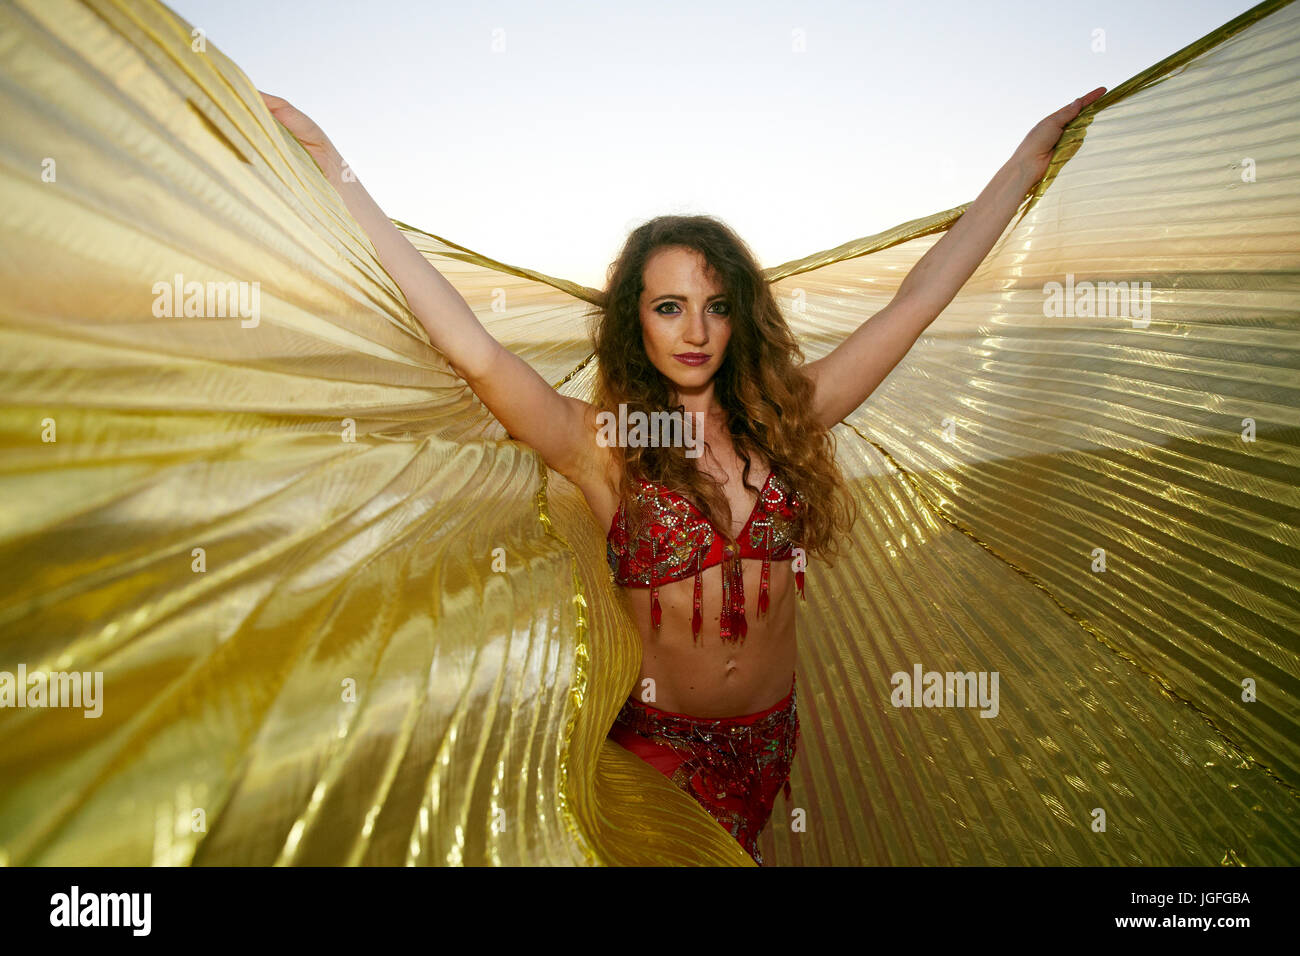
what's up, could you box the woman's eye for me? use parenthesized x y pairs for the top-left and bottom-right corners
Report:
(653, 302), (728, 315)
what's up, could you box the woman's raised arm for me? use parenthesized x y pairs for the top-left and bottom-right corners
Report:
(261, 93), (598, 481)
(804, 86), (1108, 428)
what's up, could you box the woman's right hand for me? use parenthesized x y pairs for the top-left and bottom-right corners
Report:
(254, 91), (599, 490)
(260, 91), (346, 184)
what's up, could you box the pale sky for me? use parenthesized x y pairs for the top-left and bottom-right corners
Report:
(169, 0), (1256, 289)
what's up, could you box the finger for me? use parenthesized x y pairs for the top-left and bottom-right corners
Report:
(1047, 98), (1084, 121)
(1074, 87), (1107, 109)
(1049, 86), (1106, 121)
(258, 90), (290, 111)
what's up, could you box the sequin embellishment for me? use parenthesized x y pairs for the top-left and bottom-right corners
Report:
(606, 470), (806, 642)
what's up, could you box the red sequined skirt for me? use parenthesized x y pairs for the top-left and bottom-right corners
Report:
(608, 676), (799, 865)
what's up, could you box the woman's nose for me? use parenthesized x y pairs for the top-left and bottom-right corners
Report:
(683, 310), (709, 344)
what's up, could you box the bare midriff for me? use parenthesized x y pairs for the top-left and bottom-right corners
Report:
(615, 557), (798, 718)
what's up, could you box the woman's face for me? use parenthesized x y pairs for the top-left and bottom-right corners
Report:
(637, 245), (732, 396)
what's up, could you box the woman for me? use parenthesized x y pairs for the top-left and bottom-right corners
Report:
(261, 85), (1106, 864)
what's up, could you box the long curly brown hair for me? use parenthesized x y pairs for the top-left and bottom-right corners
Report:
(588, 214), (856, 560)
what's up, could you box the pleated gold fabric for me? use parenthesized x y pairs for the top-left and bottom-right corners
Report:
(0, 0), (1297, 866)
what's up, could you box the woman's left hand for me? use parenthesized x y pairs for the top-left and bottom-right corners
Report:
(1013, 87), (1108, 183)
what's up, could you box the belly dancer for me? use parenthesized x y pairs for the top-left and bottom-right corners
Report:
(261, 86), (1107, 864)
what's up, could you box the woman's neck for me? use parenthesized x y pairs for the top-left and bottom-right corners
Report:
(670, 382), (724, 422)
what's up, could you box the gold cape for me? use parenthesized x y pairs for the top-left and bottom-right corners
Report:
(0, 0), (1297, 865)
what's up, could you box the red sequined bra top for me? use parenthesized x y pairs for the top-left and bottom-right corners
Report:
(606, 470), (807, 643)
